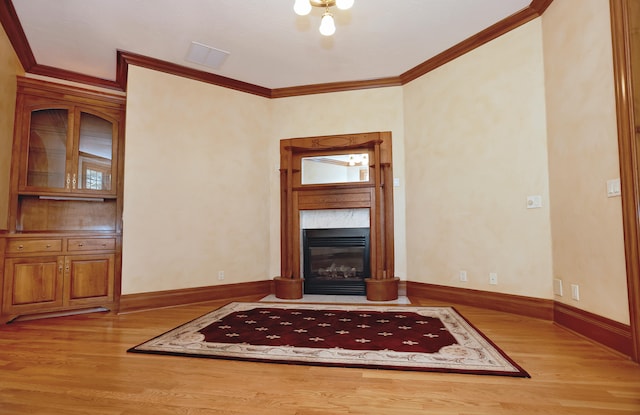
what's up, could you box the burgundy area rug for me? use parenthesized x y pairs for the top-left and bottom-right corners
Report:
(128, 302), (529, 377)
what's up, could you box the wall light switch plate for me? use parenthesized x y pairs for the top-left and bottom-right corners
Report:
(553, 278), (563, 296)
(571, 284), (580, 301)
(607, 178), (621, 198)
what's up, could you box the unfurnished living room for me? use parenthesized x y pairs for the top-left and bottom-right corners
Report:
(1, 0), (640, 414)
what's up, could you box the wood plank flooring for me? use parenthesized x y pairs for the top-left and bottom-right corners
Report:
(1, 295), (639, 415)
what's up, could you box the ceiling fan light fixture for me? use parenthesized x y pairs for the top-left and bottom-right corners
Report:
(294, 0), (354, 36)
(335, 0), (354, 10)
(294, 0), (312, 16)
(319, 11), (336, 36)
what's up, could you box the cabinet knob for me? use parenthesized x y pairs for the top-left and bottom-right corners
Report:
(17, 244), (24, 250)
(78, 243), (84, 247)
(45, 244), (51, 248)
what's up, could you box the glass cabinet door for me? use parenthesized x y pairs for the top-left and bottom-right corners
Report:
(26, 109), (70, 189)
(77, 112), (114, 192)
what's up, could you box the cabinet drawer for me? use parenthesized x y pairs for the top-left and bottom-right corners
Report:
(67, 238), (116, 251)
(6, 239), (63, 254)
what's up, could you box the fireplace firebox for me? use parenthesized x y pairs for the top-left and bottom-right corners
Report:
(302, 228), (370, 295)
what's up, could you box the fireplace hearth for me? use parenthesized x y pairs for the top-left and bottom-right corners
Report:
(303, 228), (370, 295)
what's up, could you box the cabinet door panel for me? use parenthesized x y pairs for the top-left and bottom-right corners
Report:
(3, 257), (63, 312)
(66, 254), (114, 303)
(25, 108), (71, 190)
(75, 110), (118, 195)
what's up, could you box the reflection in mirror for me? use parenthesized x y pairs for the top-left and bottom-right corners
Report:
(301, 153), (369, 185)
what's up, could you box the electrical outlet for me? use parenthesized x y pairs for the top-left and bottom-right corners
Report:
(218, 271), (225, 280)
(553, 278), (563, 296)
(489, 272), (498, 285)
(459, 270), (468, 282)
(571, 284), (580, 301)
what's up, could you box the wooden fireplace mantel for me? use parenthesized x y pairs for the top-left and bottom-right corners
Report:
(274, 132), (399, 301)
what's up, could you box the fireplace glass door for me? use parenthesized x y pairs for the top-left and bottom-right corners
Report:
(303, 228), (370, 295)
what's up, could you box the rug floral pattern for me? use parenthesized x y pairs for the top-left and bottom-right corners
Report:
(129, 302), (529, 377)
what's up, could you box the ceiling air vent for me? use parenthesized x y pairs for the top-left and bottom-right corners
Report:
(185, 41), (230, 69)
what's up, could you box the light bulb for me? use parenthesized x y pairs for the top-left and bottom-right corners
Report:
(319, 12), (335, 36)
(336, 0), (354, 10)
(293, 0), (312, 16)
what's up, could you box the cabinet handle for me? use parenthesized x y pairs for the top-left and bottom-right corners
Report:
(58, 260), (64, 273)
(66, 173), (71, 189)
(72, 174), (77, 190)
(65, 261), (70, 272)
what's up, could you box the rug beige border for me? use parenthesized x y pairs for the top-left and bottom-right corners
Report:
(129, 302), (529, 377)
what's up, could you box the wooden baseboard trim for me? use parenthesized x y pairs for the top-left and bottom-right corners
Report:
(117, 279), (633, 358)
(406, 282), (554, 320)
(406, 281), (633, 357)
(554, 302), (633, 357)
(118, 280), (272, 313)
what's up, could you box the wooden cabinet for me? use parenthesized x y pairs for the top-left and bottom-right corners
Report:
(2, 235), (118, 320)
(12, 78), (123, 199)
(19, 106), (119, 196)
(1, 78), (125, 323)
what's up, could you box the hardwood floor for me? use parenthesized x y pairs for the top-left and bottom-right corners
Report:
(1, 295), (639, 415)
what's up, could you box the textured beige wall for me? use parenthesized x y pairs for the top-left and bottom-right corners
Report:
(543, 0), (629, 323)
(403, 20), (553, 299)
(270, 88), (407, 280)
(123, 72), (406, 294)
(122, 66), (272, 294)
(0, 25), (23, 230)
(121, 2), (629, 327)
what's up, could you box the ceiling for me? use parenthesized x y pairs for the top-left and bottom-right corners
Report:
(9, 0), (534, 90)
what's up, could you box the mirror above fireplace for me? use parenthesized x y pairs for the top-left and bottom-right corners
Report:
(301, 153), (370, 185)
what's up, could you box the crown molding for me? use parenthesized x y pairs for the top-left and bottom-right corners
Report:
(400, 2), (551, 84)
(1, 0), (553, 97)
(0, 0), (33, 69)
(116, 50), (271, 98)
(529, 0), (554, 15)
(271, 76), (403, 98)
(27, 63), (121, 91)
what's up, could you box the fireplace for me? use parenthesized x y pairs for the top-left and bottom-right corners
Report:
(302, 228), (370, 295)
(276, 132), (397, 301)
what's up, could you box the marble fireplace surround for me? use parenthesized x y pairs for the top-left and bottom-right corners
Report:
(275, 131), (398, 301)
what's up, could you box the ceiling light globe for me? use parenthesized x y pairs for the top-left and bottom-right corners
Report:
(293, 0), (312, 16)
(336, 0), (354, 10)
(319, 13), (336, 36)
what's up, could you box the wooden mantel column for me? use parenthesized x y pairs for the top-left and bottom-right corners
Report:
(274, 132), (399, 301)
